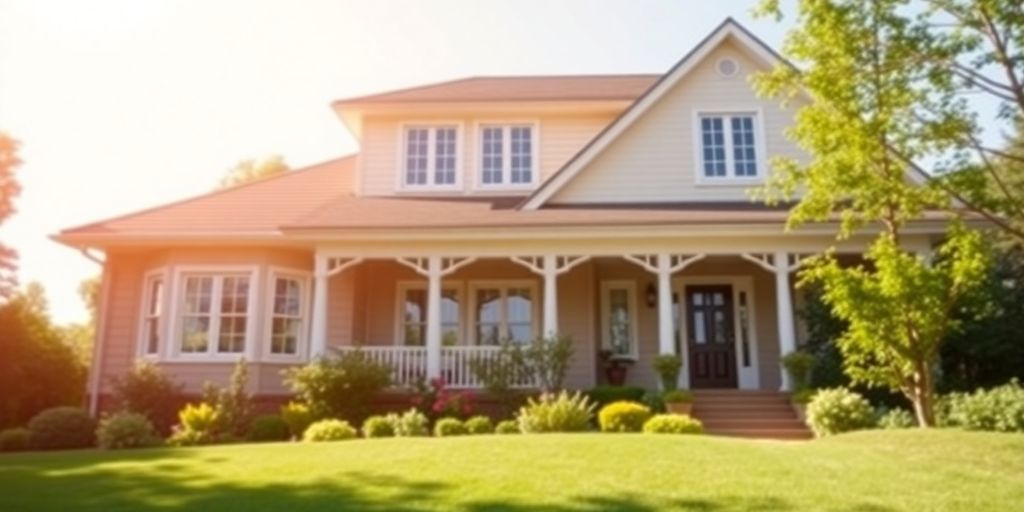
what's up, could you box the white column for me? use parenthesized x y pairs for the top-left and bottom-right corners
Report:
(656, 253), (674, 355)
(773, 250), (797, 391)
(542, 255), (558, 337)
(310, 254), (329, 359)
(425, 256), (443, 379)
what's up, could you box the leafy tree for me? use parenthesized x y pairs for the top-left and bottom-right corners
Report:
(217, 155), (289, 189)
(0, 133), (21, 299)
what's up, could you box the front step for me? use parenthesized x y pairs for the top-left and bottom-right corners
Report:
(689, 390), (812, 440)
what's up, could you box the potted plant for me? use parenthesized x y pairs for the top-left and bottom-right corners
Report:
(662, 390), (693, 416)
(790, 389), (815, 422)
(781, 350), (817, 420)
(599, 349), (632, 386)
(652, 354), (682, 391)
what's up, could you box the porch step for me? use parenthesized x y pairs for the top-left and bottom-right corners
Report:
(689, 390), (812, 440)
(706, 427), (813, 440)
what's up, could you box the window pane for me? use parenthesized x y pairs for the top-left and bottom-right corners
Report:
(507, 288), (532, 323)
(181, 316), (210, 352)
(731, 116), (758, 176)
(713, 310), (728, 344)
(507, 324), (532, 344)
(608, 288), (632, 354)
(184, 276), (213, 314)
(274, 278), (301, 316)
(148, 279), (163, 315)
(701, 117), (727, 177)
(510, 126), (532, 184)
(221, 276), (249, 314)
(218, 316), (247, 353)
(404, 324), (425, 346)
(404, 289), (426, 324)
(481, 127), (504, 184)
(476, 288), (501, 323)
(693, 311), (706, 344)
(441, 290), (460, 345)
(271, 318), (301, 355)
(146, 319), (160, 355)
(434, 127), (457, 185)
(405, 128), (429, 185)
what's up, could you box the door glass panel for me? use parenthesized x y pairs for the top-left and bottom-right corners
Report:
(713, 292), (724, 306)
(607, 288), (632, 355)
(693, 311), (706, 344)
(713, 310), (727, 344)
(693, 293), (704, 306)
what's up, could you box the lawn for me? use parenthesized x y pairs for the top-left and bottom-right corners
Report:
(0, 430), (1022, 511)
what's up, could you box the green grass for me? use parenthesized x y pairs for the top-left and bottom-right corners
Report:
(1, 430), (1022, 511)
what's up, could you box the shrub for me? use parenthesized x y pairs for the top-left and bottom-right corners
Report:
(167, 402), (220, 446)
(652, 355), (682, 391)
(525, 334), (575, 393)
(200, 359), (253, 438)
(362, 415), (397, 438)
(517, 391), (595, 433)
(464, 415), (494, 434)
(0, 428), (31, 452)
(109, 361), (183, 433)
(944, 379), (1024, 432)
(643, 414), (703, 434)
(96, 411), (160, 449)
(27, 407), (96, 450)
(494, 420), (520, 434)
(283, 350), (391, 422)
(782, 351), (816, 391)
(791, 389), (816, 404)
(469, 341), (530, 400)
(280, 401), (313, 439)
(876, 408), (916, 429)
(303, 419), (358, 442)
(598, 401), (652, 433)
(247, 415), (290, 442)
(394, 408), (429, 437)
(662, 390), (693, 403)
(805, 388), (875, 437)
(433, 417), (467, 437)
(585, 386), (646, 409)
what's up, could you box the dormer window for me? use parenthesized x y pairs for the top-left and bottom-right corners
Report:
(478, 124), (537, 188)
(402, 125), (460, 189)
(696, 112), (762, 182)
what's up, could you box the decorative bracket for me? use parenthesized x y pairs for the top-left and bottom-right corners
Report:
(623, 253), (705, 274)
(325, 257), (364, 277)
(397, 256), (477, 277)
(510, 255), (591, 276)
(740, 252), (808, 273)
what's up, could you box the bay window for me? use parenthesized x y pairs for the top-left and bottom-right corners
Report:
(268, 273), (308, 358)
(177, 271), (254, 358)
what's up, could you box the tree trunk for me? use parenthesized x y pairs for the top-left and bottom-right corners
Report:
(910, 362), (936, 427)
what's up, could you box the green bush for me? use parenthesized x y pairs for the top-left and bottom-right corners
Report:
(247, 415), (290, 442)
(283, 350), (391, 423)
(494, 420), (520, 434)
(782, 351), (816, 391)
(362, 415), (397, 438)
(394, 408), (430, 437)
(791, 389), (816, 404)
(652, 355), (682, 391)
(167, 402), (219, 446)
(109, 361), (183, 433)
(280, 402), (313, 439)
(585, 386), (646, 409)
(876, 408), (916, 429)
(517, 391), (595, 433)
(662, 390), (693, 403)
(200, 359), (253, 438)
(525, 334), (575, 392)
(0, 428), (31, 452)
(96, 411), (160, 449)
(302, 419), (358, 442)
(598, 401), (652, 433)
(27, 407), (96, 450)
(806, 388), (875, 437)
(433, 417), (467, 437)
(944, 379), (1024, 432)
(464, 415), (494, 434)
(642, 391), (666, 413)
(642, 414), (703, 434)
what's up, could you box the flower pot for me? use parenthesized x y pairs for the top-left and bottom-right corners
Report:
(605, 365), (627, 386)
(665, 402), (692, 416)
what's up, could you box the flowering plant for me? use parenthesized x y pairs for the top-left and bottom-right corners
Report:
(411, 377), (475, 421)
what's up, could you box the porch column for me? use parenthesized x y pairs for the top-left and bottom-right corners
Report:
(542, 255), (558, 336)
(773, 250), (797, 391)
(656, 253), (674, 355)
(425, 256), (443, 379)
(311, 254), (329, 359)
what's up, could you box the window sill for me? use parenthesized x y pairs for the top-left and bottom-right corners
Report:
(694, 178), (763, 188)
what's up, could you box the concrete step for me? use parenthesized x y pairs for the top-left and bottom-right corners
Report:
(705, 427), (814, 440)
(693, 403), (797, 415)
(700, 417), (807, 430)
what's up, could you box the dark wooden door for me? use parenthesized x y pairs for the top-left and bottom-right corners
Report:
(686, 285), (738, 389)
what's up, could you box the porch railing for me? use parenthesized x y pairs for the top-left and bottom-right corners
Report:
(334, 345), (537, 389)
(335, 346), (427, 388)
(442, 346), (537, 389)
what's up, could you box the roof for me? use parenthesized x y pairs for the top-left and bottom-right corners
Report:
(333, 74), (660, 105)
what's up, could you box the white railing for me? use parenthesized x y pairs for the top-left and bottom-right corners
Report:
(335, 345), (537, 389)
(441, 346), (536, 389)
(335, 346), (427, 388)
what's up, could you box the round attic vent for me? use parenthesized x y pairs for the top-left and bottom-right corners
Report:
(717, 58), (739, 77)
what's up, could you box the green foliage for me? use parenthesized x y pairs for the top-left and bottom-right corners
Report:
(280, 401), (313, 439)
(109, 361), (183, 433)
(876, 408), (916, 430)
(218, 155), (289, 189)
(96, 411), (160, 449)
(598, 401), (652, 433)
(944, 380), (1024, 432)
(393, 408), (429, 437)
(27, 407), (96, 450)
(0, 133), (21, 299)
(641, 391), (665, 413)
(247, 415), (290, 442)
(782, 351), (816, 392)
(468, 341), (530, 399)
(791, 389), (816, 405)
(652, 355), (682, 391)
(361, 415), (396, 438)
(464, 415), (494, 435)
(494, 420), (520, 435)
(302, 419), (357, 442)
(524, 334), (575, 393)
(585, 386), (646, 409)
(282, 350), (391, 422)
(661, 390), (693, 403)
(0, 427), (31, 452)
(516, 391), (595, 434)
(433, 417), (467, 437)
(806, 388), (875, 438)
(200, 359), (253, 438)
(168, 403), (219, 446)
(642, 414), (704, 435)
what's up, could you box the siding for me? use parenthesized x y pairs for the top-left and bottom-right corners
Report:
(549, 39), (807, 204)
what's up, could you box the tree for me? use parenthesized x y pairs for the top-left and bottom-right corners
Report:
(0, 133), (22, 299)
(755, 0), (993, 426)
(217, 155), (289, 189)
(60, 275), (102, 365)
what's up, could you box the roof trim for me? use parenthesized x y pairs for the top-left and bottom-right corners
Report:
(519, 18), (789, 210)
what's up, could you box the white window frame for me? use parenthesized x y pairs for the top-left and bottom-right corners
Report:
(167, 265), (260, 362)
(396, 122), (464, 191)
(263, 267), (312, 362)
(474, 121), (540, 191)
(394, 281), (464, 346)
(467, 279), (540, 345)
(692, 109), (767, 186)
(136, 268), (170, 359)
(600, 280), (640, 360)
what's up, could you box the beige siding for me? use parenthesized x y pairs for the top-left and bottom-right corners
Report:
(549, 39), (807, 204)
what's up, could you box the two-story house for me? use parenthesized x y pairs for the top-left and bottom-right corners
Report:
(56, 19), (948, 421)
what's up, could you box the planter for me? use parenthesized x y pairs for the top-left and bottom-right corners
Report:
(791, 401), (807, 423)
(605, 365), (627, 386)
(665, 402), (693, 416)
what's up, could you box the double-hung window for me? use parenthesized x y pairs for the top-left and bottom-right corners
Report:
(479, 124), (536, 187)
(268, 273), (307, 358)
(470, 282), (536, 345)
(398, 284), (461, 346)
(179, 273), (252, 357)
(139, 272), (165, 357)
(600, 281), (639, 358)
(697, 112), (761, 180)
(402, 125), (459, 188)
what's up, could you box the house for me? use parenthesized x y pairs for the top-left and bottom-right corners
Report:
(56, 19), (947, 419)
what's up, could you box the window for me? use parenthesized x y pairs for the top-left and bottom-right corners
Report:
(601, 281), (638, 358)
(697, 113), (761, 180)
(402, 125), (459, 188)
(269, 274), (307, 357)
(139, 273), (164, 356)
(478, 124), (536, 187)
(470, 282), (536, 345)
(398, 284), (461, 346)
(178, 273), (252, 356)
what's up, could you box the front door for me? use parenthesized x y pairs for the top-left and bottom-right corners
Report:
(686, 285), (738, 388)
